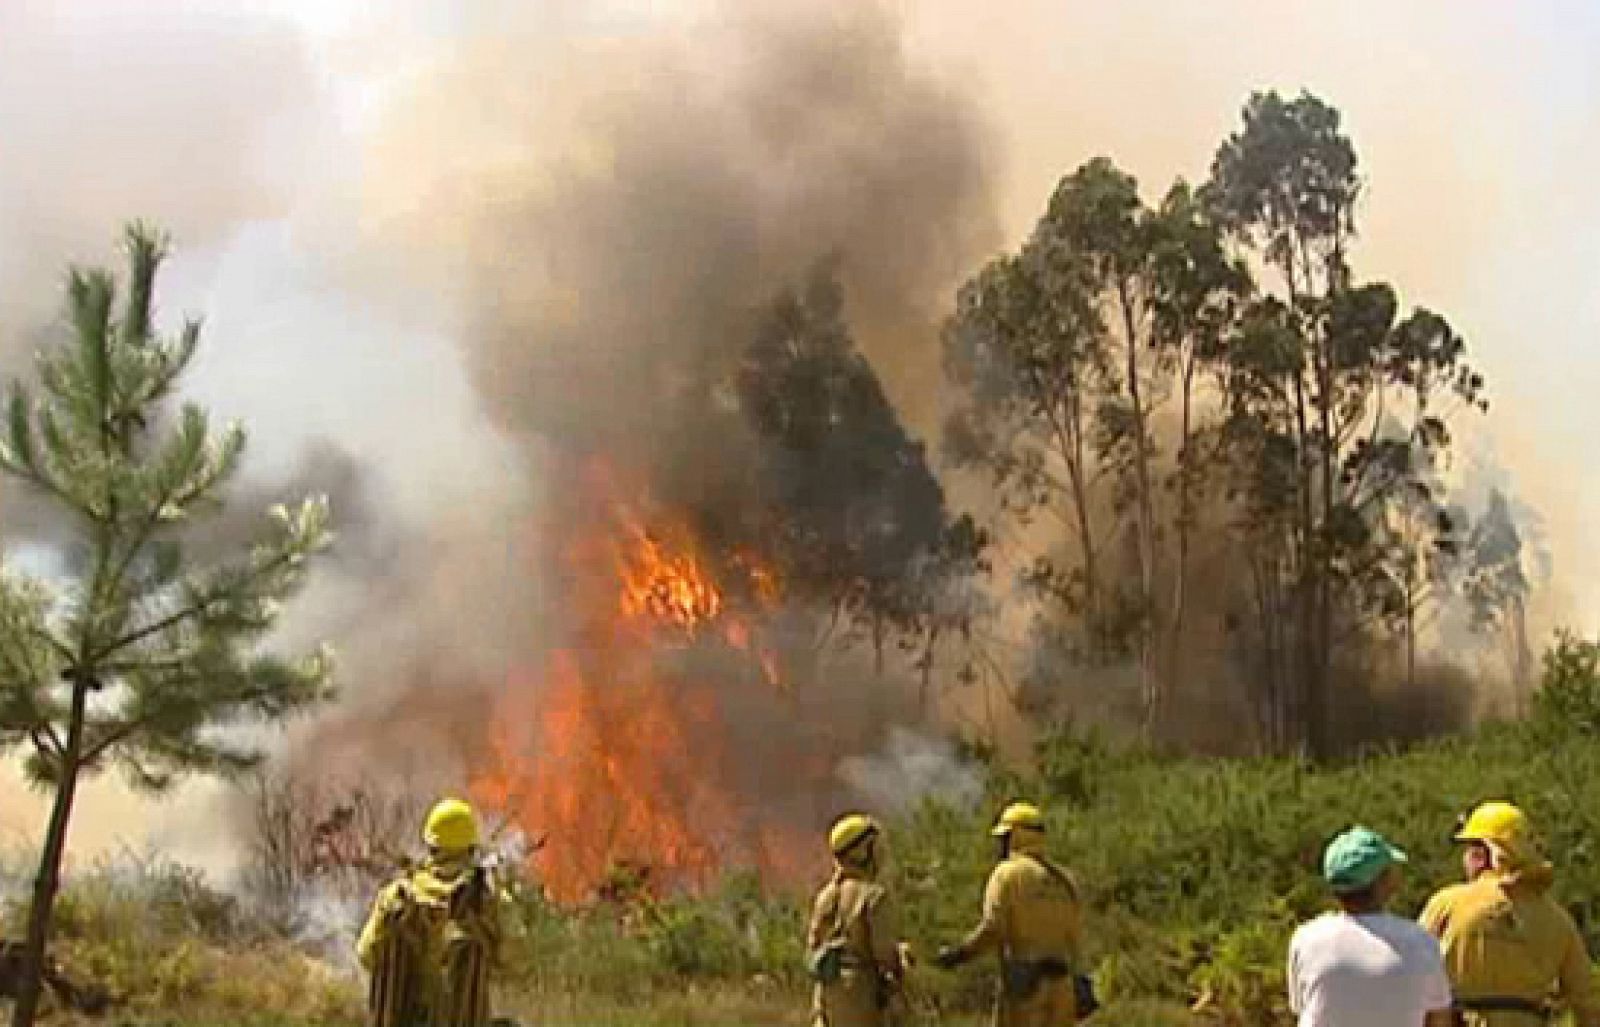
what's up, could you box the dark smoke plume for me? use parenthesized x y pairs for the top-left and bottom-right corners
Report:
(271, 1), (1001, 810)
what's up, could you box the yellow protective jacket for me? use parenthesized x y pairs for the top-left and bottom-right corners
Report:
(357, 855), (502, 1027)
(1420, 863), (1600, 1027)
(807, 864), (904, 1027)
(953, 840), (1085, 1027)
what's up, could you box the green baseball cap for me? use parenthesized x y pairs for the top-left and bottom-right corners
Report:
(1323, 826), (1407, 893)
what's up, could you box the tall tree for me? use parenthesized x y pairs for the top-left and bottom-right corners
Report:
(0, 225), (334, 1027)
(736, 260), (986, 685)
(1146, 182), (1250, 686)
(944, 182), (1113, 666)
(945, 159), (1241, 726)
(1043, 158), (1164, 720)
(1206, 92), (1484, 754)
(1463, 488), (1534, 704)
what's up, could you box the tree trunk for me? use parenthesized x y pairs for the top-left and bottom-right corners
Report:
(1058, 394), (1100, 657)
(1169, 350), (1199, 720)
(1510, 596), (1532, 715)
(1313, 330), (1337, 759)
(11, 679), (88, 1027)
(1289, 370), (1326, 757)
(1118, 282), (1160, 733)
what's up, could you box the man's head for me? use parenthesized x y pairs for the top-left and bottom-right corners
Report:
(1323, 826), (1408, 912)
(1455, 800), (1535, 875)
(423, 797), (480, 856)
(829, 813), (882, 872)
(991, 801), (1045, 858)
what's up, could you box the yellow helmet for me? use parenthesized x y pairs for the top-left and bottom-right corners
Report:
(423, 797), (480, 852)
(829, 814), (880, 856)
(1455, 801), (1529, 849)
(992, 801), (1046, 837)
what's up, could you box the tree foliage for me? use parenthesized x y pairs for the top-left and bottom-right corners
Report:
(1206, 90), (1486, 753)
(943, 90), (1491, 754)
(734, 261), (989, 689)
(0, 224), (334, 1027)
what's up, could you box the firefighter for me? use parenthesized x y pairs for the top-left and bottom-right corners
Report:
(1419, 801), (1600, 1027)
(357, 797), (503, 1027)
(806, 814), (908, 1027)
(933, 801), (1090, 1026)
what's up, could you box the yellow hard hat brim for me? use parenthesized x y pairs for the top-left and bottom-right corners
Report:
(992, 821), (1043, 836)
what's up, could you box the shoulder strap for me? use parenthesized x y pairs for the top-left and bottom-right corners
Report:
(1024, 853), (1079, 901)
(815, 873), (846, 945)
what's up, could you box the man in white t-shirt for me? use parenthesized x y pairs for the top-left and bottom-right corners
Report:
(1287, 826), (1453, 1027)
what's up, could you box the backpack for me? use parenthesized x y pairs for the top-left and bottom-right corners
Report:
(370, 867), (495, 1027)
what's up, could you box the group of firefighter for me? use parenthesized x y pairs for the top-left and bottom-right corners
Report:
(357, 796), (1599, 1027)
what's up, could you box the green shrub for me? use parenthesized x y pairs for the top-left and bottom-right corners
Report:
(1535, 631), (1600, 736)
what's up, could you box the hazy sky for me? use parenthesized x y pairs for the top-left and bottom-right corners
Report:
(1, 0), (1597, 868)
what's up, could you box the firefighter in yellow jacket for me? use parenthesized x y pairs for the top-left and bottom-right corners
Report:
(1419, 801), (1600, 1027)
(806, 814), (908, 1027)
(933, 802), (1088, 1026)
(357, 798), (503, 1027)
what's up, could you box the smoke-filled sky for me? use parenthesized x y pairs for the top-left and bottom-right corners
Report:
(2, 0), (1598, 870)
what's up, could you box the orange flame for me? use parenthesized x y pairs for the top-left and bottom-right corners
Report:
(468, 474), (808, 905)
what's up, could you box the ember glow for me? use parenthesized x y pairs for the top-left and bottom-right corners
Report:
(468, 471), (812, 904)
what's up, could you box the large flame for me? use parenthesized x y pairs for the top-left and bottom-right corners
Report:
(469, 471), (809, 904)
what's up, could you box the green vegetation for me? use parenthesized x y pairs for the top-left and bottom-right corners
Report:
(12, 634), (1598, 1025)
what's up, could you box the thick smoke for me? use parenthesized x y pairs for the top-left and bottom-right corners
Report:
(5, 0), (1595, 874)
(0, 0), (320, 369)
(404, 3), (996, 464)
(265, 0), (1001, 846)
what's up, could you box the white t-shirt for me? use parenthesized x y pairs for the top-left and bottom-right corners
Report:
(1287, 911), (1452, 1027)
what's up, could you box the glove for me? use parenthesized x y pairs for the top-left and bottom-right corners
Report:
(933, 945), (965, 970)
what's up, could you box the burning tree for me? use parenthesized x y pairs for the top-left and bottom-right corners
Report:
(468, 264), (986, 905)
(736, 261), (988, 685)
(0, 225), (334, 1027)
(469, 467), (816, 905)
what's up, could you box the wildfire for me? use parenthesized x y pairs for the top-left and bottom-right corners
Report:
(615, 522), (723, 633)
(468, 475), (807, 905)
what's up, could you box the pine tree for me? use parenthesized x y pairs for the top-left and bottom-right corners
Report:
(0, 224), (334, 1027)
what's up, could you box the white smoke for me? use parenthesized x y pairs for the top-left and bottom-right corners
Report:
(836, 727), (983, 816)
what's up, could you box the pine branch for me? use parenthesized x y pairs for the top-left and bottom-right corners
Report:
(89, 541), (305, 663)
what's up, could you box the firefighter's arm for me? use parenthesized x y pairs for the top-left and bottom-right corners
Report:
(356, 884), (401, 970)
(1557, 919), (1600, 1027)
(943, 864), (1009, 966)
(806, 886), (831, 950)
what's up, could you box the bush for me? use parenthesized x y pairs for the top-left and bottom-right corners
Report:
(1535, 631), (1600, 736)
